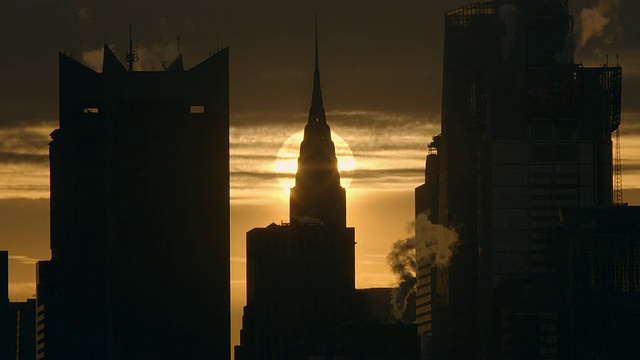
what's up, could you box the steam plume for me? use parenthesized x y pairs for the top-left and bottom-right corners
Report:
(577, 0), (619, 48)
(387, 235), (417, 320)
(387, 214), (459, 319)
(499, 4), (520, 61)
(415, 213), (459, 267)
(80, 39), (181, 73)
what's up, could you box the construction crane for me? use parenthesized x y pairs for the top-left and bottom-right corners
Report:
(614, 128), (624, 205)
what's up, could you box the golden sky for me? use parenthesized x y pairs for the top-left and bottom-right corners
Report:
(2, 0), (640, 352)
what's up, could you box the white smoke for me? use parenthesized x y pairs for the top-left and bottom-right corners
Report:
(387, 214), (459, 320)
(499, 4), (520, 61)
(577, 0), (620, 48)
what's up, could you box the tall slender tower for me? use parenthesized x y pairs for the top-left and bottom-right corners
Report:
(290, 20), (346, 229)
(236, 22), (355, 360)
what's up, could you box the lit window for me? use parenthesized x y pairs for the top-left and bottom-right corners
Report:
(190, 105), (205, 114)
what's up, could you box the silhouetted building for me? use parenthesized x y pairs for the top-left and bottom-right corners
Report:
(353, 288), (416, 325)
(334, 323), (420, 360)
(37, 44), (230, 359)
(1, 251), (8, 360)
(236, 27), (356, 360)
(561, 206), (640, 359)
(9, 299), (37, 360)
(414, 138), (446, 360)
(416, 0), (622, 358)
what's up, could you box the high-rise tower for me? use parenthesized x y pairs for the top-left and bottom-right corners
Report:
(236, 23), (355, 360)
(37, 44), (230, 359)
(290, 22), (346, 229)
(415, 1), (622, 358)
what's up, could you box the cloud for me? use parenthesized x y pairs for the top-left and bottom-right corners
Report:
(9, 255), (45, 265)
(0, 153), (48, 165)
(354, 168), (423, 180)
(81, 47), (105, 72)
(80, 39), (181, 73)
(136, 40), (181, 71)
(8, 282), (37, 301)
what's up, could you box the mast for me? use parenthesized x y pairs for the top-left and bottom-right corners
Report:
(126, 24), (138, 72)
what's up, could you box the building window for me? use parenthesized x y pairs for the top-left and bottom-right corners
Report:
(531, 144), (553, 163)
(555, 144), (578, 162)
(190, 105), (205, 113)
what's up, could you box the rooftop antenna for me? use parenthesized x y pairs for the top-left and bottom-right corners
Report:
(126, 23), (139, 72)
(315, 12), (319, 69)
(177, 36), (181, 54)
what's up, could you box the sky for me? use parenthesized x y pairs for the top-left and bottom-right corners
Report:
(1, 0), (640, 352)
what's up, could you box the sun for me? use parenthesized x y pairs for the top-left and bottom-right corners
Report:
(274, 130), (356, 191)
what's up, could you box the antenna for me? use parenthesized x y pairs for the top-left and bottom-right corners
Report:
(126, 23), (139, 72)
(315, 12), (319, 69)
(177, 36), (181, 54)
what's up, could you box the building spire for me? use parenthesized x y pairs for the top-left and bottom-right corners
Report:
(290, 17), (345, 228)
(309, 14), (326, 124)
(315, 13), (319, 71)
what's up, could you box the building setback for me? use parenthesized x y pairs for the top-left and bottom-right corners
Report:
(415, 0), (622, 359)
(37, 45), (230, 359)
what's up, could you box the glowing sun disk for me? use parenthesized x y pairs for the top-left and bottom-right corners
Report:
(274, 130), (356, 191)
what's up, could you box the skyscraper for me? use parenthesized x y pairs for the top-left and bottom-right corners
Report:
(415, 1), (622, 358)
(236, 26), (356, 360)
(289, 26), (346, 230)
(37, 44), (230, 359)
(1, 251), (8, 360)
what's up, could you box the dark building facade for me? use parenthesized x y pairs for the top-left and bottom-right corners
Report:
(416, 0), (622, 359)
(37, 45), (230, 359)
(236, 31), (356, 360)
(1, 251), (8, 360)
(9, 299), (37, 360)
(561, 206), (640, 359)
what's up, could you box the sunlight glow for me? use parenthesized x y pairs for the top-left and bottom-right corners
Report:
(274, 130), (356, 193)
